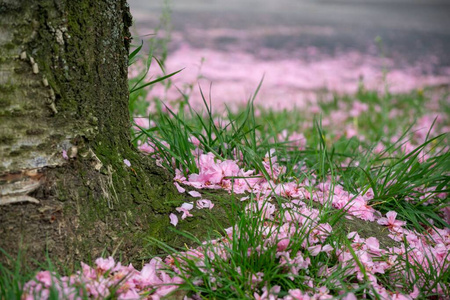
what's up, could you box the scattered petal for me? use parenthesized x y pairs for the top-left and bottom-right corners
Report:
(181, 202), (194, 210)
(123, 159), (131, 167)
(342, 292), (357, 300)
(174, 182), (186, 193)
(197, 199), (214, 209)
(321, 244), (334, 253)
(176, 206), (193, 219)
(308, 245), (322, 256)
(169, 213), (178, 226)
(188, 190), (202, 198)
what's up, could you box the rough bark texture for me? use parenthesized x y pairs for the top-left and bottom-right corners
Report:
(0, 0), (232, 271)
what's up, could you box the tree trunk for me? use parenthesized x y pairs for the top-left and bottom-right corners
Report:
(0, 0), (232, 271)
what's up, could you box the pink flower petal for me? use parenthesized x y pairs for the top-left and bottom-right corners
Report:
(386, 211), (398, 223)
(343, 292), (357, 300)
(174, 182), (186, 193)
(95, 257), (116, 272)
(176, 207), (193, 219)
(321, 244), (334, 253)
(188, 190), (202, 198)
(62, 150), (68, 160)
(181, 202), (194, 210)
(197, 199), (214, 209)
(169, 213), (178, 226)
(123, 159), (131, 167)
(410, 285), (420, 299)
(308, 245), (322, 256)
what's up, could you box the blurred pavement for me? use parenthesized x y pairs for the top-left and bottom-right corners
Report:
(129, 0), (450, 69)
(127, 0), (450, 109)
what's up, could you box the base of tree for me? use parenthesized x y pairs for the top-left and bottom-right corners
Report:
(0, 144), (234, 272)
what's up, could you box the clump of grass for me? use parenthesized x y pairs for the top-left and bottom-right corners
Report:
(134, 84), (448, 231)
(148, 195), (361, 299)
(128, 52), (448, 298)
(0, 249), (75, 300)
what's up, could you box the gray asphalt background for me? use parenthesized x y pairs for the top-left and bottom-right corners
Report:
(129, 0), (450, 74)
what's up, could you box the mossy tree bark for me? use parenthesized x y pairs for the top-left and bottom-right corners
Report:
(0, 0), (232, 271)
